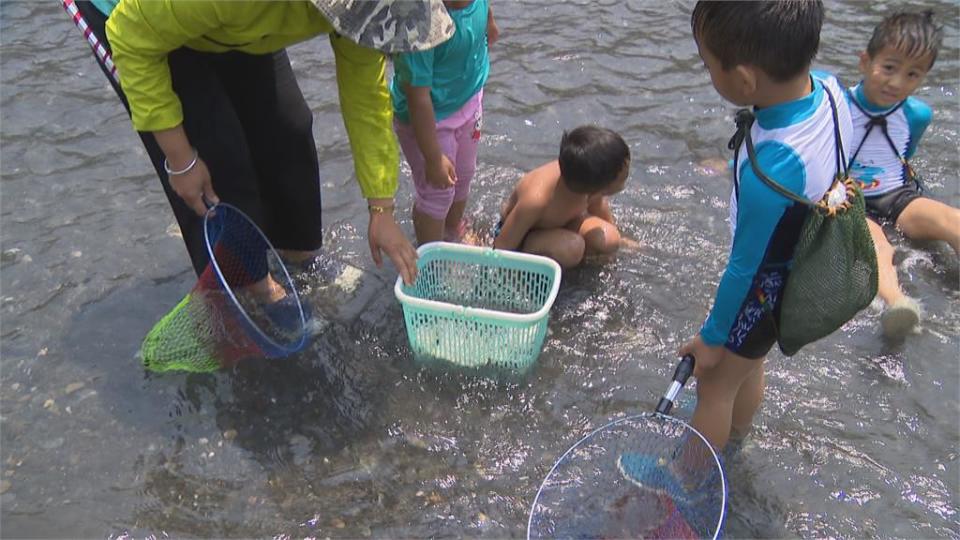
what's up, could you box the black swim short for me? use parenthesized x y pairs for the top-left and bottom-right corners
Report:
(864, 182), (923, 224)
(724, 268), (786, 359)
(493, 218), (504, 238)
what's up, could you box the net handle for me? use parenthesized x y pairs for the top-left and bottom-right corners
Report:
(60, 0), (120, 84)
(654, 354), (695, 415)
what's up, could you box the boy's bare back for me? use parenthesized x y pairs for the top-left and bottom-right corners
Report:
(493, 126), (629, 268)
(496, 160), (595, 249)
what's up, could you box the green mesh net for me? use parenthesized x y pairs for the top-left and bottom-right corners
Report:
(777, 179), (878, 355)
(139, 263), (269, 373)
(139, 203), (308, 373)
(141, 290), (227, 373)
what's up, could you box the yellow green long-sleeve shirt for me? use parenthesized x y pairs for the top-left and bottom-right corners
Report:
(106, 0), (398, 198)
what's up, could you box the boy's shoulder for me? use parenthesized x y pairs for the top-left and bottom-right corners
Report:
(513, 160), (560, 201)
(842, 81), (932, 124)
(903, 95), (933, 124)
(810, 69), (845, 93)
(521, 160), (561, 187)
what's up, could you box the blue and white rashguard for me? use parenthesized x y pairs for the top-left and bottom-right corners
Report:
(846, 82), (932, 196)
(700, 72), (853, 357)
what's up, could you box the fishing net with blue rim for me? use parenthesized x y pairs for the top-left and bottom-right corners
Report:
(140, 203), (309, 372)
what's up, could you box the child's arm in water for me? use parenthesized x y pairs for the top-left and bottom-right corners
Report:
(493, 190), (543, 251)
(403, 82), (456, 188)
(587, 194), (614, 223)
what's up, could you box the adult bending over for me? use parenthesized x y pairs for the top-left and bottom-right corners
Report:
(74, 0), (456, 285)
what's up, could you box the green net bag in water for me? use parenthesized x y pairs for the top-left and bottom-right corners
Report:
(732, 96), (877, 356)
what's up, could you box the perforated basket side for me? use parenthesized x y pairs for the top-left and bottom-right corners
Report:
(395, 243), (561, 373)
(401, 303), (549, 372)
(396, 243), (561, 320)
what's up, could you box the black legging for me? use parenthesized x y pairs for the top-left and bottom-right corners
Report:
(75, 1), (323, 276)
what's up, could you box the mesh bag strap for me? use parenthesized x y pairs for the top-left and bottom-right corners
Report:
(846, 89), (907, 165)
(846, 89), (920, 190)
(732, 110), (814, 208)
(730, 81), (848, 213)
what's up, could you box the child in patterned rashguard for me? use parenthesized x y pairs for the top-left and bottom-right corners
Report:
(845, 10), (957, 339)
(620, 1), (854, 520)
(680, 0), (853, 452)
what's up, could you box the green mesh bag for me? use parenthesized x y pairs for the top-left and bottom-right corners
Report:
(732, 94), (878, 356)
(777, 178), (878, 355)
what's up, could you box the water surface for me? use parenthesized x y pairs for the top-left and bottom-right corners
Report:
(1, 1), (958, 537)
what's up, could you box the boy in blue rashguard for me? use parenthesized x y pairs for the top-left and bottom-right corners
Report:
(846, 11), (957, 339)
(678, 0), (852, 452)
(617, 0), (852, 512)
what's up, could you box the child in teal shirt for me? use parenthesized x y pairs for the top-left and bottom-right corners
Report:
(391, 0), (498, 245)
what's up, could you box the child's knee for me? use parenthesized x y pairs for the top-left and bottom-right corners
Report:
(943, 207), (960, 237)
(581, 218), (621, 255)
(545, 235), (585, 268)
(593, 223), (621, 254)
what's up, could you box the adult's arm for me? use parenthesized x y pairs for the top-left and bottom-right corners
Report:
(330, 34), (418, 284)
(106, 0), (228, 131)
(107, 0), (229, 213)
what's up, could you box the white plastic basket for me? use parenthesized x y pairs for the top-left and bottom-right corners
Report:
(394, 242), (562, 374)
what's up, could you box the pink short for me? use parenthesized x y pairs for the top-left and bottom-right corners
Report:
(395, 90), (483, 220)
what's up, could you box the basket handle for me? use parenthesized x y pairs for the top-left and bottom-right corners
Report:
(655, 355), (695, 415)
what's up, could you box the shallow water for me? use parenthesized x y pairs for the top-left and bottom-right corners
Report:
(2, 1), (958, 538)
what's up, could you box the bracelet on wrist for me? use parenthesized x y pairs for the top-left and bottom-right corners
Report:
(164, 149), (199, 176)
(368, 203), (395, 214)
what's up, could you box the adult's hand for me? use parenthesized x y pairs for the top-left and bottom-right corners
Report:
(154, 125), (219, 215)
(367, 203), (418, 285)
(168, 156), (219, 215)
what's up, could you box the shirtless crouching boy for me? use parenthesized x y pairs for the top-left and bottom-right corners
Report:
(493, 126), (630, 268)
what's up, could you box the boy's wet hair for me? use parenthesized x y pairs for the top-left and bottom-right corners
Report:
(558, 126), (630, 194)
(867, 10), (943, 69)
(691, 0), (823, 82)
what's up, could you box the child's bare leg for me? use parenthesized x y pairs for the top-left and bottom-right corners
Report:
(443, 199), (468, 241)
(413, 205), (445, 245)
(867, 218), (906, 306)
(521, 228), (585, 268)
(573, 215), (621, 255)
(245, 275), (287, 303)
(691, 349), (764, 450)
(731, 363), (764, 439)
(896, 198), (960, 255)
